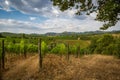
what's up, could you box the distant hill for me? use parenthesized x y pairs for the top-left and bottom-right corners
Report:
(0, 30), (120, 38)
(45, 30), (120, 36)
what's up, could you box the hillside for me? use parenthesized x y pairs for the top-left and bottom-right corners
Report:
(1, 30), (120, 38)
(2, 54), (120, 80)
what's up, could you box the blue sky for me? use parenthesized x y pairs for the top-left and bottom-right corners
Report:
(0, 0), (120, 34)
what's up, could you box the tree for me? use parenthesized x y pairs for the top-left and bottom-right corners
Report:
(51, 0), (120, 29)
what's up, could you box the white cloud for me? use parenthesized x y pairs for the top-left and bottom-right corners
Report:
(5, 0), (9, 5)
(0, 0), (11, 11)
(0, 17), (120, 34)
(29, 17), (36, 21)
(0, 0), (81, 18)
(0, 18), (102, 33)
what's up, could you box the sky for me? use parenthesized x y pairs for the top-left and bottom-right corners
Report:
(0, 0), (120, 34)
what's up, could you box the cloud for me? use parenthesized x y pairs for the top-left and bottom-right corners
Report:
(0, 0), (119, 34)
(0, 17), (120, 34)
(0, 0), (12, 11)
(29, 17), (36, 21)
(105, 21), (120, 31)
(0, 19), (41, 33)
(0, 0), (81, 18)
(0, 18), (103, 33)
(6, 0), (54, 17)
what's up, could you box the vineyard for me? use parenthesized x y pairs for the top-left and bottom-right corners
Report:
(0, 33), (120, 80)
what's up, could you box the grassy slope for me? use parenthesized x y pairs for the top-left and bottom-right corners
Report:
(2, 54), (120, 80)
(57, 40), (90, 48)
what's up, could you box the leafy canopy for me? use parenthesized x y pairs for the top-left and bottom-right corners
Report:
(51, 0), (120, 30)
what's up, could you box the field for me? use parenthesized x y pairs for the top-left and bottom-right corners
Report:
(0, 32), (120, 80)
(2, 54), (120, 80)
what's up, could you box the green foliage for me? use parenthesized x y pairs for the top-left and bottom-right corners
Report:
(7, 42), (14, 53)
(89, 34), (120, 58)
(69, 45), (77, 54)
(51, 0), (120, 29)
(14, 44), (20, 54)
(79, 48), (90, 56)
(41, 41), (48, 54)
(59, 43), (66, 54)
(27, 44), (38, 53)
(97, 0), (120, 30)
(89, 34), (114, 54)
(88, 36), (98, 53)
(6, 39), (39, 54)
(95, 34), (114, 54)
(79, 35), (91, 40)
(51, 43), (66, 55)
(0, 47), (1, 59)
(0, 33), (3, 38)
(51, 46), (59, 54)
(103, 44), (117, 55)
(20, 39), (27, 54)
(80, 48), (84, 55)
(6, 42), (20, 54)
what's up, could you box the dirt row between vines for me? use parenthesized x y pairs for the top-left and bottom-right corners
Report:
(2, 54), (120, 80)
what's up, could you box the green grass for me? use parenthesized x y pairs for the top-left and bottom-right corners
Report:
(57, 40), (90, 48)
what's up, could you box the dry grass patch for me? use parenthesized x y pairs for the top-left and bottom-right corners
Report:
(2, 54), (120, 80)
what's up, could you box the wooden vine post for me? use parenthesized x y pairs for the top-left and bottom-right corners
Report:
(0, 58), (2, 80)
(0, 48), (2, 80)
(23, 43), (27, 58)
(76, 46), (80, 58)
(38, 38), (42, 70)
(2, 40), (5, 69)
(67, 43), (70, 61)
